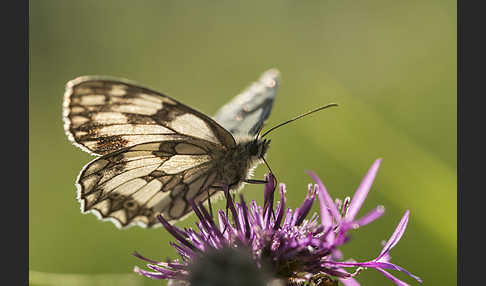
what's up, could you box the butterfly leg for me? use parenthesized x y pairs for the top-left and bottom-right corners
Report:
(244, 179), (268, 184)
(244, 177), (276, 219)
(207, 188), (214, 219)
(209, 185), (230, 233)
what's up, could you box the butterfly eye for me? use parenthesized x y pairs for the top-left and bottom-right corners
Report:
(249, 142), (259, 156)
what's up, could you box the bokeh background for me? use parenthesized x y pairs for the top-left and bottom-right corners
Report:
(29, 1), (456, 285)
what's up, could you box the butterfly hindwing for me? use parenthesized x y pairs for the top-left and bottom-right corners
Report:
(213, 69), (280, 136)
(63, 76), (236, 156)
(77, 139), (222, 227)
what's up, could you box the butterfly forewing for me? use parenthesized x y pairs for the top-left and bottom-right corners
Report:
(63, 76), (235, 156)
(213, 69), (280, 136)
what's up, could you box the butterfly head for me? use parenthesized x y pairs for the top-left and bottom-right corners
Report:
(248, 137), (271, 160)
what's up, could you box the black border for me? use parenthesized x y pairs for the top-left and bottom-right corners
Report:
(6, 0), (29, 284)
(458, 0), (484, 284)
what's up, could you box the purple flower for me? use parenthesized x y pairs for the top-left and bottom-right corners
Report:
(134, 159), (422, 286)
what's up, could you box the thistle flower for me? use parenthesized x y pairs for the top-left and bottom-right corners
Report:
(134, 159), (422, 286)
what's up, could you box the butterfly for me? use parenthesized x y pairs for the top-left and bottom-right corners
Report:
(63, 69), (281, 228)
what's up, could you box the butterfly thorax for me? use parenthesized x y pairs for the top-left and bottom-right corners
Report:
(212, 136), (270, 190)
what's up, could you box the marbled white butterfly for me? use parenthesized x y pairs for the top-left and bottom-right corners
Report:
(63, 69), (281, 228)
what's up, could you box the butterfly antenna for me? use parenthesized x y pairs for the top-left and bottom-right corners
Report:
(255, 125), (265, 141)
(261, 103), (338, 138)
(221, 191), (237, 235)
(262, 156), (277, 183)
(261, 157), (277, 219)
(222, 193), (230, 235)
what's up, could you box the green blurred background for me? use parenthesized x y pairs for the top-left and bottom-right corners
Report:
(29, 1), (456, 285)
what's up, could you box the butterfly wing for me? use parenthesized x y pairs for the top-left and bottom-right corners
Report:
(77, 139), (222, 228)
(63, 76), (236, 156)
(63, 76), (239, 227)
(213, 69), (280, 136)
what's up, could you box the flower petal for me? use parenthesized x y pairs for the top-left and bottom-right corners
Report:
(273, 184), (287, 230)
(322, 260), (422, 284)
(339, 275), (361, 286)
(157, 215), (197, 252)
(377, 210), (410, 260)
(354, 205), (385, 228)
(345, 158), (382, 222)
(369, 262), (423, 284)
(308, 171), (341, 225)
(263, 173), (276, 214)
(294, 184), (317, 226)
(223, 185), (241, 231)
(134, 266), (172, 279)
(132, 251), (160, 264)
(375, 267), (411, 286)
